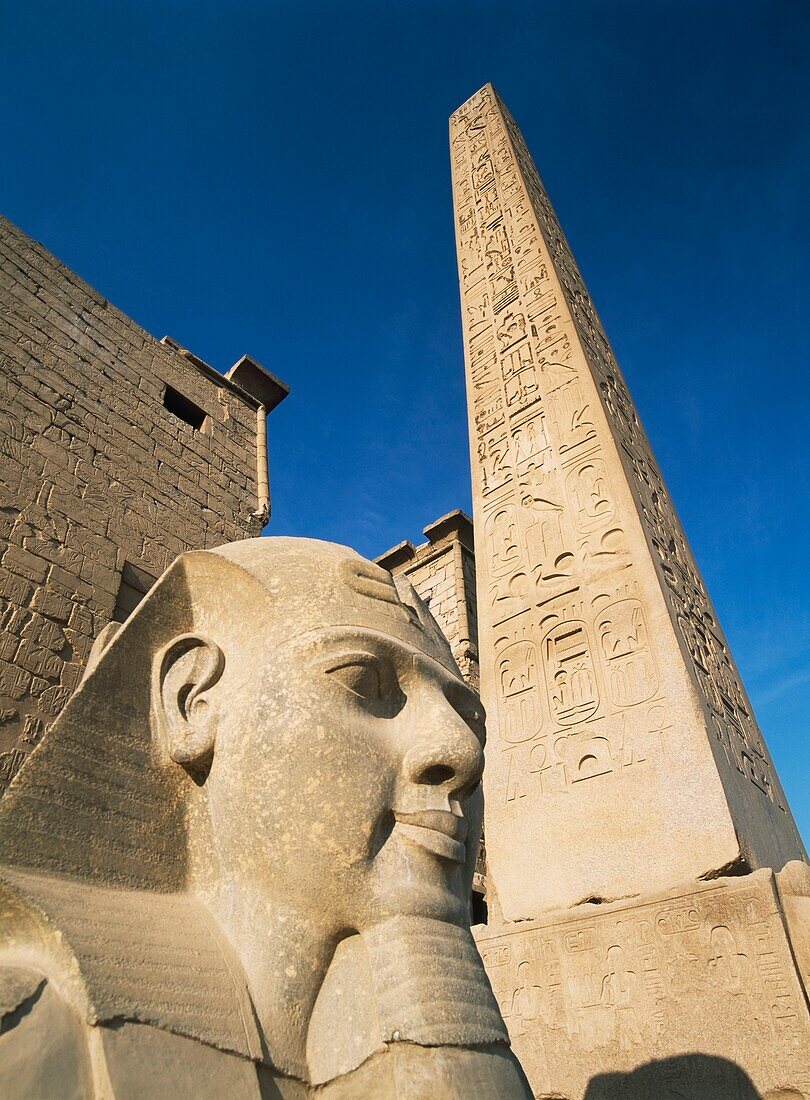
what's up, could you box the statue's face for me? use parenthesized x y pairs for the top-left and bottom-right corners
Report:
(213, 618), (485, 931)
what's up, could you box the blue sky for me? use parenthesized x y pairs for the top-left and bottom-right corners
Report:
(2, 1), (808, 840)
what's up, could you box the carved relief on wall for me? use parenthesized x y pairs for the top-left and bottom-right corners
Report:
(453, 90), (677, 822)
(505, 95), (786, 811)
(484, 575), (670, 809)
(476, 876), (810, 1096)
(486, 504), (522, 578)
(511, 412), (550, 468)
(496, 639), (543, 745)
(477, 431), (512, 495)
(542, 620), (599, 727)
(566, 459), (614, 533)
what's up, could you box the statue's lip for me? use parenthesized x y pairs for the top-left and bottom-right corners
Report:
(393, 810), (467, 864)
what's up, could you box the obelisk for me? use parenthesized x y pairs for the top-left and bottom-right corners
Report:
(451, 84), (805, 920)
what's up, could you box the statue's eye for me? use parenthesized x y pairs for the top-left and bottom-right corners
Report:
(327, 659), (383, 701)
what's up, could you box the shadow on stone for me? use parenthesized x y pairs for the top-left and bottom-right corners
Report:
(583, 1052), (781, 1099)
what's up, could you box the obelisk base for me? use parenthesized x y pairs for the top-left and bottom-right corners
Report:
(474, 862), (810, 1098)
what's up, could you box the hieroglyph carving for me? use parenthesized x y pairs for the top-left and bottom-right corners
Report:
(475, 870), (810, 1099)
(451, 85), (804, 912)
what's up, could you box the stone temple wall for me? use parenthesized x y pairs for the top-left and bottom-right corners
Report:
(0, 217), (287, 792)
(377, 509), (479, 691)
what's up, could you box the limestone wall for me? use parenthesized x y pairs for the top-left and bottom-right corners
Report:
(0, 217), (286, 791)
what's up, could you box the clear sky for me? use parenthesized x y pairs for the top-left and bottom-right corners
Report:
(2, 1), (808, 840)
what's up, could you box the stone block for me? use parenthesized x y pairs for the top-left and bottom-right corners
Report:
(475, 867), (810, 1098)
(2, 546), (48, 585)
(31, 588), (72, 622)
(0, 660), (30, 701)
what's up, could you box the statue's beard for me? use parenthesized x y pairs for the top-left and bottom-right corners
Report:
(306, 915), (508, 1086)
(364, 916), (507, 1046)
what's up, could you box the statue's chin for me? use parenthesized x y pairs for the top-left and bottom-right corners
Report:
(371, 882), (469, 927)
(367, 832), (472, 926)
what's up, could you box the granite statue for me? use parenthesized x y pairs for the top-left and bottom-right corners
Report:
(0, 537), (532, 1098)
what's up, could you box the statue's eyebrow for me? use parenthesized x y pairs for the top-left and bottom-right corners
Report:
(286, 628), (484, 729)
(284, 625), (461, 679)
(322, 649), (379, 672)
(294, 630), (407, 667)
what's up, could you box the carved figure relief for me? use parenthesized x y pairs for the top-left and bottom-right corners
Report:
(600, 945), (643, 1052)
(475, 873), (810, 1097)
(509, 960), (545, 1034)
(567, 459), (614, 533)
(512, 415), (549, 466)
(547, 378), (596, 454)
(485, 224), (511, 267)
(497, 310), (527, 351)
(474, 389), (505, 437)
(466, 296), (491, 343)
(478, 431), (511, 494)
(487, 505), (522, 578)
(518, 473), (568, 583)
(502, 342), (540, 410)
(472, 152), (495, 193)
(708, 926), (758, 1009)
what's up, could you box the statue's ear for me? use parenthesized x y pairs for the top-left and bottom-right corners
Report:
(152, 634), (225, 784)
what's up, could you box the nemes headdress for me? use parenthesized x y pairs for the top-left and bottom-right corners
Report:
(0, 536), (455, 1057)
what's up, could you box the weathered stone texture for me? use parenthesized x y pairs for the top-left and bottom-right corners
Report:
(451, 85), (806, 919)
(0, 217), (287, 791)
(474, 864), (810, 1099)
(0, 537), (531, 1097)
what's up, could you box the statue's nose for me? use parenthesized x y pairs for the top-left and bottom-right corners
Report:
(403, 701), (484, 800)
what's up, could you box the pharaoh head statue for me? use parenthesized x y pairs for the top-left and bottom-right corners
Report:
(0, 538), (531, 1098)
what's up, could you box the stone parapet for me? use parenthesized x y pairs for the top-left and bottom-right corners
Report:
(377, 510), (479, 691)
